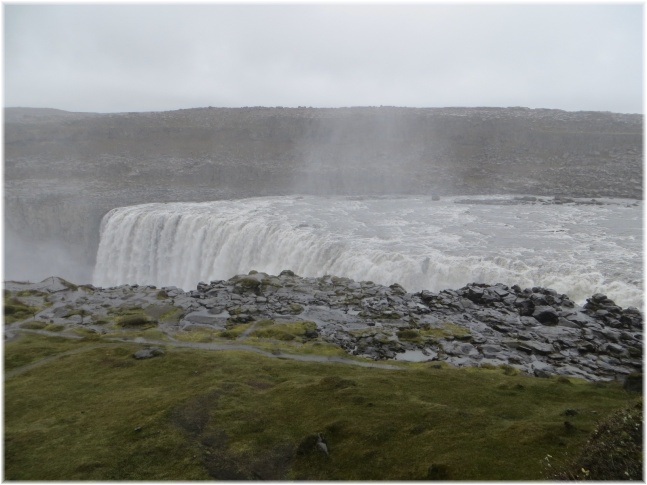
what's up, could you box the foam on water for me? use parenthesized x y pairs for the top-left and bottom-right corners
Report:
(93, 195), (643, 308)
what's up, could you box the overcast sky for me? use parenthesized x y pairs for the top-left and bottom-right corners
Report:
(4, 3), (643, 114)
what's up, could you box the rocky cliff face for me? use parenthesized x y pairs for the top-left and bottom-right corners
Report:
(4, 106), (643, 282)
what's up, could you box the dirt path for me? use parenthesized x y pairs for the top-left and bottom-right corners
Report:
(5, 329), (402, 380)
(5, 343), (116, 379)
(107, 335), (403, 369)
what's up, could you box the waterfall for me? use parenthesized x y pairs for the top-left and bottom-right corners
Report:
(93, 195), (643, 308)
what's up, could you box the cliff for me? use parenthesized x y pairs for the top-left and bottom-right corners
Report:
(4, 106), (643, 282)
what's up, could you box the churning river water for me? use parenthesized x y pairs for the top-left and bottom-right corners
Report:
(93, 195), (643, 309)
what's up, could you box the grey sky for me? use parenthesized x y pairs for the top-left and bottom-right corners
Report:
(4, 3), (643, 114)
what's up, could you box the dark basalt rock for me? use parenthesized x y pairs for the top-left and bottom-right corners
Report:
(7, 270), (642, 383)
(533, 306), (560, 325)
(514, 299), (535, 316)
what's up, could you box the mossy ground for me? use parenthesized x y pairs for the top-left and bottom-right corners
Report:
(547, 398), (643, 480)
(175, 326), (224, 343)
(248, 320), (315, 341)
(4, 296), (41, 324)
(4, 332), (638, 480)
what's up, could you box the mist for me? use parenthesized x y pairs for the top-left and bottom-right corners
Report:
(3, 106), (642, 287)
(4, 229), (94, 284)
(292, 108), (429, 196)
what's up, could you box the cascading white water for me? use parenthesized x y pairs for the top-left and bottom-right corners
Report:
(93, 195), (643, 308)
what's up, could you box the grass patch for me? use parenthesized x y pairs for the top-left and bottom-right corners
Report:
(106, 328), (169, 341)
(234, 277), (262, 292)
(218, 322), (253, 340)
(396, 328), (421, 341)
(158, 307), (184, 324)
(108, 305), (147, 318)
(72, 328), (101, 339)
(548, 399), (643, 480)
(239, 338), (348, 358)
(287, 303), (304, 314)
(176, 327), (223, 343)
(4, 333), (89, 371)
(110, 306), (157, 329)
(117, 315), (156, 328)
(4, 297), (40, 324)
(248, 321), (316, 341)
(16, 289), (49, 298)
(420, 322), (471, 340)
(500, 364), (520, 376)
(4, 333), (638, 480)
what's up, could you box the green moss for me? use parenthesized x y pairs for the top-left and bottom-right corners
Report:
(145, 304), (183, 323)
(117, 315), (156, 328)
(238, 338), (347, 358)
(176, 327), (222, 343)
(500, 364), (520, 376)
(16, 289), (48, 298)
(3, 333), (638, 481)
(255, 319), (275, 328)
(397, 329), (421, 341)
(158, 307), (184, 324)
(379, 311), (401, 319)
(108, 305), (146, 317)
(4, 297), (39, 324)
(108, 306), (157, 328)
(249, 321), (316, 341)
(287, 303), (304, 314)
(549, 399), (643, 480)
(236, 278), (261, 291)
(228, 306), (243, 316)
(261, 278), (283, 289)
(217, 322), (253, 340)
(19, 321), (47, 330)
(4, 333), (88, 371)
(72, 328), (101, 339)
(419, 322), (471, 340)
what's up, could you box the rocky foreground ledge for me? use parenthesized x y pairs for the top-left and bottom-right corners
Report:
(5, 272), (643, 382)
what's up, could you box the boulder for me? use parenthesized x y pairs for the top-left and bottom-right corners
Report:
(531, 361), (554, 378)
(533, 306), (559, 325)
(518, 341), (554, 355)
(133, 347), (164, 359)
(514, 299), (535, 316)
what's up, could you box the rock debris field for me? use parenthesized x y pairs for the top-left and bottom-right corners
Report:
(5, 270), (642, 382)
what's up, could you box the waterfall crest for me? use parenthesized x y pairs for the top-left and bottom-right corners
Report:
(93, 196), (643, 308)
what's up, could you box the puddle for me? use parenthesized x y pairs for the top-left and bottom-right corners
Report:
(395, 349), (437, 362)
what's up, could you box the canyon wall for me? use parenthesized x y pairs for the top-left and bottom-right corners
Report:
(4, 106), (642, 283)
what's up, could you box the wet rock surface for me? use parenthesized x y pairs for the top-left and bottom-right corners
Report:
(5, 272), (642, 382)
